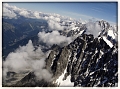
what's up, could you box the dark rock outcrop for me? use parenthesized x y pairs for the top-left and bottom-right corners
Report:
(45, 34), (118, 87)
(4, 34), (118, 87)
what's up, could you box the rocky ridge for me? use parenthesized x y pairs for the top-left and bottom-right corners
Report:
(4, 34), (118, 87)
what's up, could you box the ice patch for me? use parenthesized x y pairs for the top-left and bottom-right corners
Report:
(103, 36), (113, 48)
(55, 66), (74, 87)
(55, 67), (67, 86)
(71, 27), (79, 31)
(59, 75), (74, 87)
(108, 29), (115, 39)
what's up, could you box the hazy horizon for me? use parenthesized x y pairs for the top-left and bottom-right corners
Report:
(6, 2), (117, 25)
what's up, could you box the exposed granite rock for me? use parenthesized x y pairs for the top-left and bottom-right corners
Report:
(4, 34), (118, 87)
(46, 34), (118, 87)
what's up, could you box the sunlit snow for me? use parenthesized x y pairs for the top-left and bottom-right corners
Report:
(103, 36), (113, 48)
(108, 29), (115, 39)
(55, 67), (74, 87)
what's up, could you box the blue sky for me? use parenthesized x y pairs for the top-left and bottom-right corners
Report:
(7, 2), (117, 24)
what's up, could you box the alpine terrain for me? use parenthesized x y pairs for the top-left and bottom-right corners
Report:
(2, 3), (118, 87)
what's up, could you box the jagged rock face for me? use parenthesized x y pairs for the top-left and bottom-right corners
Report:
(46, 34), (118, 87)
(98, 20), (117, 45)
(5, 34), (117, 87)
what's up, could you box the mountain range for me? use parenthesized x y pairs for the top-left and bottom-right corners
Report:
(2, 3), (118, 87)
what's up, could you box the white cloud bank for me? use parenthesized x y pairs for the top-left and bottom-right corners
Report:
(38, 31), (72, 46)
(47, 20), (64, 31)
(3, 40), (52, 82)
(3, 4), (17, 19)
(85, 21), (102, 38)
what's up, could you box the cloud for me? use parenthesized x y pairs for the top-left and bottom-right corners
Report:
(19, 10), (30, 18)
(85, 21), (102, 38)
(3, 40), (52, 82)
(54, 17), (61, 22)
(44, 15), (65, 31)
(38, 31), (72, 46)
(31, 59), (52, 81)
(47, 20), (64, 31)
(3, 6), (17, 19)
(33, 11), (41, 18)
(3, 3), (41, 19)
